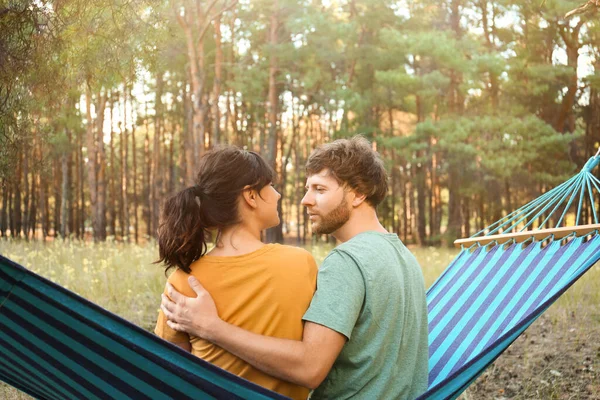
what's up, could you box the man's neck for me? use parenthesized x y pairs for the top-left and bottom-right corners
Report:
(332, 206), (387, 243)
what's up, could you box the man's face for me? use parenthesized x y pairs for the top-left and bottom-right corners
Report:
(301, 169), (351, 235)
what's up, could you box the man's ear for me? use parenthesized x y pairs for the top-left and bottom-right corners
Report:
(242, 186), (258, 209)
(351, 191), (367, 207)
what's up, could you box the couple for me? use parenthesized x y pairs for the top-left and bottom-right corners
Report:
(155, 136), (429, 400)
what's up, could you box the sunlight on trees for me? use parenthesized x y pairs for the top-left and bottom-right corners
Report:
(1, 0), (599, 246)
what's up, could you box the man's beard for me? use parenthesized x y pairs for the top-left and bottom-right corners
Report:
(312, 196), (350, 234)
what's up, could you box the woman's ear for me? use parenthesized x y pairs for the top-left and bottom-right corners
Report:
(242, 186), (258, 209)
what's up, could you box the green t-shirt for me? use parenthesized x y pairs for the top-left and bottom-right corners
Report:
(303, 231), (429, 400)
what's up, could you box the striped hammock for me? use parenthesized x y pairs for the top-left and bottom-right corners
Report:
(1, 155), (600, 400)
(0, 254), (288, 400)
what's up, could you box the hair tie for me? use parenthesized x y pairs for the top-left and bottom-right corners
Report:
(192, 186), (203, 207)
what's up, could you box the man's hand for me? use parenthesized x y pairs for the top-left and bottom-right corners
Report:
(160, 276), (222, 340)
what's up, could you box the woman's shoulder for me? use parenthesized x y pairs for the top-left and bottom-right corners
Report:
(164, 268), (199, 297)
(269, 244), (317, 270)
(271, 244), (314, 258)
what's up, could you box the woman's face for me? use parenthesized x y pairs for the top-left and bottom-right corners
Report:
(256, 183), (281, 229)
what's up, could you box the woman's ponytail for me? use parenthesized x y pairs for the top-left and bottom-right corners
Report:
(156, 145), (275, 275)
(156, 186), (208, 275)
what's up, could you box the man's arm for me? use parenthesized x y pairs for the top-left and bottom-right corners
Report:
(161, 277), (345, 389)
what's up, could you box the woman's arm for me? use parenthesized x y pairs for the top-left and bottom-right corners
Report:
(172, 341), (192, 352)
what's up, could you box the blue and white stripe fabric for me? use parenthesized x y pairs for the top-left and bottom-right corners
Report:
(419, 234), (600, 399)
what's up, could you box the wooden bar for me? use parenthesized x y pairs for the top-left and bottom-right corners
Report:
(454, 224), (600, 248)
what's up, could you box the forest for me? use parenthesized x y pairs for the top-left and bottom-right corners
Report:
(1, 0), (599, 246)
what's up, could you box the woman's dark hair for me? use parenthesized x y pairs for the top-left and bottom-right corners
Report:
(156, 145), (274, 274)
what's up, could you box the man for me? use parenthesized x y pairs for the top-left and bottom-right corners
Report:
(161, 136), (429, 399)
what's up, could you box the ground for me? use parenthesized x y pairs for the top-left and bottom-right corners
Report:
(461, 310), (600, 400)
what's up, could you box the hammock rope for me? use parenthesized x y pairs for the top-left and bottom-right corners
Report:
(421, 153), (600, 399)
(468, 154), (600, 243)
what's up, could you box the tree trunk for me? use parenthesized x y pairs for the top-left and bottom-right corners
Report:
(478, 192), (485, 231)
(447, 168), (462, 246)
(212, 15), (223, 145)
(53, 158), (61, 237)
(8, 185), (14, 237)
(415, 160), (427, 246)
(151, 72), (164, 238)
(402, 177), (409, 242)
(22, 144), (29, 238)
(168, 122), (175, 195)
(131, 85), (139, 244)
(480, 0), (499, 110)
(295, 140), (303, 244)
(67, 124), (75, 237)
(144, 96), (152, 239)
(60, 149), (69, 238)
(109, 92), (117, 237)
(392, 161), (400, 236)
(74, 124), (83, 239)
(555, 21), (584, 133)
(29, 150), (37, 239)
(1, 179), (7, 237)
(84, 86), (99, 241)
(96, 92), (108, 241)
(13, 151), (22, 237)
(121, 85), (130, 241)
(184, 74), (194, 185)
(42, 171), (50, 240)
(463, 196), (471, 238)
(78, 127), (85, 238)
(85, 85), (98, 240)
(173, 2), (219, 168)
(265, 0), (282, 244)
(266, 0), (279, 166)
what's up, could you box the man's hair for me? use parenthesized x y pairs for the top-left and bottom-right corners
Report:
(306, 135), (388, 207)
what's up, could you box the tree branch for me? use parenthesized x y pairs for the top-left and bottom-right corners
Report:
(197, 0), (238, 44)
(172, 1), (188, 30)
(565, 0), (599, 19)
(203, 0), (222, 22)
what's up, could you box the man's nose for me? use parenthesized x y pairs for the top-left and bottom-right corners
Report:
(301, 192), (313, 206)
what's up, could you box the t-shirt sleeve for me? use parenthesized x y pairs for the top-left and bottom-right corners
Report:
(154, 271), (191, 345)
(302, 250), (365, 340)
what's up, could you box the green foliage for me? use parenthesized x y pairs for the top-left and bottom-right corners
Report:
(1, 0), (598, 243)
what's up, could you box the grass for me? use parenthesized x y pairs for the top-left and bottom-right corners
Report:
(0, 239), (598, 399)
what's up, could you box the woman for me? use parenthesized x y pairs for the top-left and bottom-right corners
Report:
(154, 145), (317, 400)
